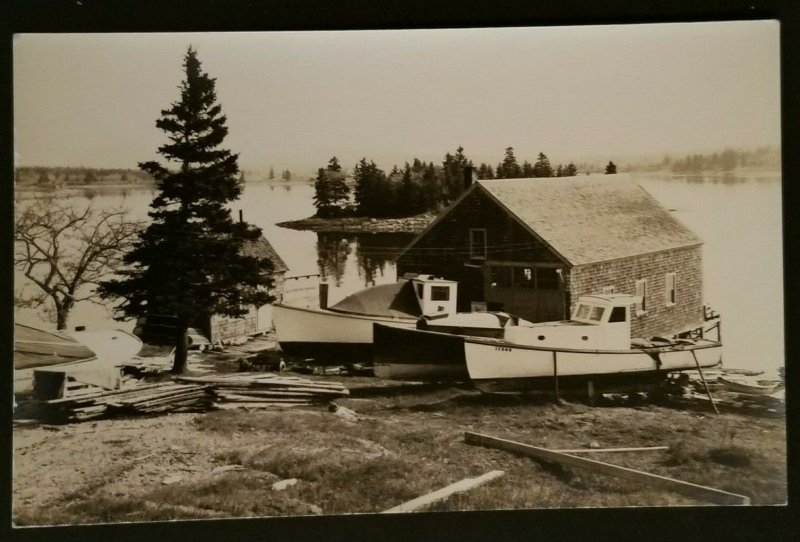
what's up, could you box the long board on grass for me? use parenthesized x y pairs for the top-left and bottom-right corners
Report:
(382, 470), (505, 513)
(464, 431), (750, 506)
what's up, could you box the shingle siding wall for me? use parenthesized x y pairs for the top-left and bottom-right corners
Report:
(208, 274), (286, 343)
(567, 246), (704, 338)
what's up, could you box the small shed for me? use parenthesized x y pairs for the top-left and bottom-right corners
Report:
(396, 174), (705, 339)
(207, 235), (289, 343)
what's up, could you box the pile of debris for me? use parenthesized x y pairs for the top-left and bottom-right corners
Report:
(176, 372), (349, 409)
(31, 372), (350, 422)
(38, 382), (213, 422)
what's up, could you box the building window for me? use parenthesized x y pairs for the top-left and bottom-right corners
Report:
(490, 266), (513, 288)
(665, 273), (676, 306)
(635, 279), (647, 314)
(538, 268), (560, 290)
(431, 286), (450, 301)
(514, 267), (535, 288)
(469, 229), (487, 259)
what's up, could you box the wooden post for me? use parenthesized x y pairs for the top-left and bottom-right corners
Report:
(464, 432), (749, 505)
(552, 351), (560, 403)
(692, 350), (719, 415)
(587, 380), (596, 406)
(319, 282), (329, 310)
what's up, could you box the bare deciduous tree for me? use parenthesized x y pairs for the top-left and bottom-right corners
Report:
(14, 197), (143, 330)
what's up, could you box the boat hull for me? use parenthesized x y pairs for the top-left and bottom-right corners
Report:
(272, 304), (416, 362)
(14, 327), (143, 396)
(464, 337), (722, 393)
(718, 376), (780, 396)
(372, 324), (471, 381)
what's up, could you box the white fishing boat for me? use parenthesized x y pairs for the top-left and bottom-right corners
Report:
(273, 275), (458, 361)
(14, 322), (143, 395)
(464, 294), (722, 393)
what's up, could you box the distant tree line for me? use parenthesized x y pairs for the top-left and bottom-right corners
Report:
(312, 146), (590, 218)
(670, 147), (779, 173)
(15, 166), (154, 187)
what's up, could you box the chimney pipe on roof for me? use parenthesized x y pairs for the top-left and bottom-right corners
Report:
(463, 166), (474, 190)
(239, 209), (243, 223)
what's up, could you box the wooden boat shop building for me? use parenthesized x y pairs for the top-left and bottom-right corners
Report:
(396, 173), (706, 339)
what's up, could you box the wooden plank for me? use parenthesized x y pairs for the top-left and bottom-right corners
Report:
(552, 446), (669, 454)
(213, 402), (310, 409)
(464, 432), (749, 506)
(382, 470), (505, 513)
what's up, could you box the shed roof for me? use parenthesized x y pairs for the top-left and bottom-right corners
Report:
(241, 235), (289, 274)
(475, 174), (702, 265)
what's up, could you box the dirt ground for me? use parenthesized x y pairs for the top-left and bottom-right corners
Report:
(12, 379), (787, 525)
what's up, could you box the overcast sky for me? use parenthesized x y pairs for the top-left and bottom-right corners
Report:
(13, 21), (780, 177)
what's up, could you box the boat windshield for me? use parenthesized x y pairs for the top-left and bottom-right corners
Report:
(575, 303), (605, 322)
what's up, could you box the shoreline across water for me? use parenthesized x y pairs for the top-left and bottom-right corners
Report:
(277, 212), (436, 234)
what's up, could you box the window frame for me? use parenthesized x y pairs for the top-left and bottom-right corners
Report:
(469, 228), (487, 259)
(665, 272), (676, 307)
(635, 279), (648, 315)
(430, 285), (451, 301)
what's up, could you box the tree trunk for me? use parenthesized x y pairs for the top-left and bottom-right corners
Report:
(172, 324), (189, 374)
(55, 303), (68, 330)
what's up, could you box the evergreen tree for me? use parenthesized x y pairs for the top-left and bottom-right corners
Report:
(36, 170), (51, 186)
(497, 147), (523, 179)
(563, 162), (578, 176)
(268, 166), (275, 180)
(555, 164), (564, 177)
(313, 156), (350, 217)
(99, 47), (275, 373)
(397, 162), (425, 216)
(605, 161), (617, 174)
(421, 162), (440, 210)
(441, 146), (473, 200)
(354, 158), (390, 216)
(533, 152), (554, 177)
(522, 160), (534, 178)
(476, 163), (494, 180)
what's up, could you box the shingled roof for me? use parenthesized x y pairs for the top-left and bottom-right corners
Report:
(241, 235), (289, 274)
(473, 174), (702, 266)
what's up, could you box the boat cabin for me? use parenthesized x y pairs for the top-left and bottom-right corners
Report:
(503, 294), (640, 350)
(407, 274), (458, 317)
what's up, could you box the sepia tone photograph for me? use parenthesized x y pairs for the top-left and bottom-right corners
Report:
(9, 18), (786, 532)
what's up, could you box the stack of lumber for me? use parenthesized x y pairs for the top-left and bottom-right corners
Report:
(175, 372), (349, 409)
(41, 382), (212, 422)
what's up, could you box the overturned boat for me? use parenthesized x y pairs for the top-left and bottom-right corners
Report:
(272, 275), (458, 362)
(14, 322), (143, 395)
(463, 294), (722, 393)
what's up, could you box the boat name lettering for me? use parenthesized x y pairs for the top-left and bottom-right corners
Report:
(494, 346), (512, 352)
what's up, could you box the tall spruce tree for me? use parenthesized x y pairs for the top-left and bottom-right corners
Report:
(497, 147), (523, 179)
(533, 152), (554, 177)
(99, 47), (274, 373)
(313, 156), (349, 217)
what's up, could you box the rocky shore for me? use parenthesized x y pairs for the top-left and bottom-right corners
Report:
(276, 213), (436, 233)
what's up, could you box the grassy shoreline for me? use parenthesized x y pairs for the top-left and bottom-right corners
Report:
(13, 380), (786, 525)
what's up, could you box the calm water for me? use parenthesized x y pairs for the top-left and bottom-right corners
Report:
(15, 173), (785, 376)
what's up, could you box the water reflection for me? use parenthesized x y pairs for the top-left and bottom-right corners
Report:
(315, 232), (416, 288)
